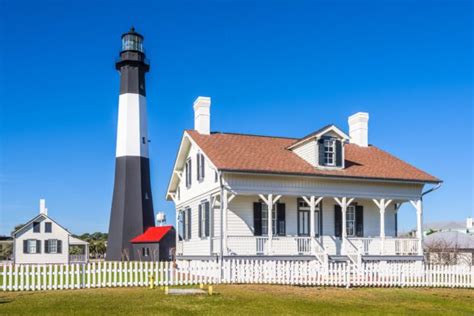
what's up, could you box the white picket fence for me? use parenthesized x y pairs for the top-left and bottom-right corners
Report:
(1, 260), (472, 291)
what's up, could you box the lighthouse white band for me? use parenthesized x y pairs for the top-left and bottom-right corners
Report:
(116, 93), (149, 158)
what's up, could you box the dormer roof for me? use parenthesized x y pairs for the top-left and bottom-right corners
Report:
(287, 124), (350, 150)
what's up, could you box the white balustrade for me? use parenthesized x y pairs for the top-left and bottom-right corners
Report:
(348, 237), (419, 256)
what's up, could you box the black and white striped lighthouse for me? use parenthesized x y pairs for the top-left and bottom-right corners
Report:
(106, 27), (155, 261)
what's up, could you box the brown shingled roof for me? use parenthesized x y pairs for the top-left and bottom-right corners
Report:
(186, 130), (440, 183)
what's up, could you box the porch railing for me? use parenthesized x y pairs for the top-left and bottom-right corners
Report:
(348, 237), (419, 256)
(227, 236), (315, 256)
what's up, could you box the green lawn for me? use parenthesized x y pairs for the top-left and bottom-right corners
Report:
(0, 285), (473, 315)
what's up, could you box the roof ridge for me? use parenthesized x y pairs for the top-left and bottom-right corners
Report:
(188, 130), (298, 140)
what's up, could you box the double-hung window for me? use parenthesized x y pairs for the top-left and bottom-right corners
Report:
(142, 247), (150, 257)
(346, 205), (356, 237)
(185, 158), (192, 188)
(324, 139), (336, 166)
(27, 240), (38, 254)
(196, 152), (205, 182)
(45, 222), (52, 233)
(182, 208), (192, 240)
(198, 201), (210, 238)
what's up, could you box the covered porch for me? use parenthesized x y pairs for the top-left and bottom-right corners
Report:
(177, 190), (424, 263)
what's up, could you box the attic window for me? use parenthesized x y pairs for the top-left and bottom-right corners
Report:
(323, 139), (335, 166)
(318, 137), (343, 168)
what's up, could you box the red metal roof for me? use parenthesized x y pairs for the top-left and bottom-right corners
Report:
(130, 226), (173, 243)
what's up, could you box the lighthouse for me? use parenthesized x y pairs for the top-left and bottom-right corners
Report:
(106, 27), (155, 261)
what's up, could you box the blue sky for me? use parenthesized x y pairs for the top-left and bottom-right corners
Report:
(0, 0), (472, 235)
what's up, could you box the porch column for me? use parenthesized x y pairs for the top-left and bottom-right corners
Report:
(222, 190), (228, 255)
(372, 199), (392, 255)
(259, 194), (281, 255)
(302, 196), (324, 254)
(410, 199), (423, 256)
(334, 197), (354, 255)
(222, 191), (235, 256)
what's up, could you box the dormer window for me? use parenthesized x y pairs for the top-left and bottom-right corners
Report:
(323, 139), (336, 166)
(318, 137), (343, 168)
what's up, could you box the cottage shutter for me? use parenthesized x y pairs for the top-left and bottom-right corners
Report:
(277, 203), (286, 236)
(355, 205), (364, 237)
(253, 202), (262, 236)
(187, 209), (192, 240)
(36, 240), (41, 253)
(204, 201), (210, 237)
(318, 138), (325, 165)
(57, 240), (62, 253)
(198, 204), (202, 238)
(23, 240), (28, 254)
(334, 205), (342, 237)
(196, 153), (200, 180)
(182, 210), (187, 240)
(44, 240), (49, 254)
(201, 154), (205, 179)
(335, 140), (343, 167)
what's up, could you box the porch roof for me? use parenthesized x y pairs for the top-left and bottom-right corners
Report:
(186, 130), (440, 184)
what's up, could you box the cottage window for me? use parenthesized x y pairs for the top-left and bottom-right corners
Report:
(28, 240), (37, 254)
(198, 201), (210, 238)
(142, 247), (150, 257)
(45, 222), (52, 233)
(48, 239), (58, 254)
(196, 152), (205, 182)
(182, 208), (192, 240)
(324, 139), (336, 166)
(185, 158), (192, 188)
(33, 222), (40, 233)
(346, 205), (356, 237)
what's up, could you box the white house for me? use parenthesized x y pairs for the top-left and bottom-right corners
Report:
(13, 200), (89, 264)
(166, 97), (441, 264)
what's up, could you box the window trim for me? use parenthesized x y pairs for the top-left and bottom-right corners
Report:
(199, 200), (210, 239)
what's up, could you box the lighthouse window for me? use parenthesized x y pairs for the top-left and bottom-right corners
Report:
(142, 137), (146, 144)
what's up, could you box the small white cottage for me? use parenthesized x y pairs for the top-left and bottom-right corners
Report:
(12, 200), (89, 264)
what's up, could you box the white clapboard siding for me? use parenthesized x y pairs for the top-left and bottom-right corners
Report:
(0, 260), (472, 291)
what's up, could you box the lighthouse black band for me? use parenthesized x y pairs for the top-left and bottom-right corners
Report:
(116, 51), (149, 96)
(106, 156), (155, 261)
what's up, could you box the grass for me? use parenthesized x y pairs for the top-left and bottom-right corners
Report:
(0, 285), (473, 315)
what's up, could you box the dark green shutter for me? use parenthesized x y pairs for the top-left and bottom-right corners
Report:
(318, 138), (325, 165)
(334, 205), (342, 237)
(201, 154), (205, 179)
(36, 240), (41, 253)
(57, 240), (62, 253)
(196, 153), (200, 180)
(198, 204), (202, 238)
(277, 203), (286, 236)
(355, 205), (364, 237)
(335, 140), (343, 167)
(182, 210), (187, 240)
(204, 202), (210, 237)
(253, 202), (262, 236)
(23, 240), (28, 254)
(44, 240), (49, 254)
(187, 209), (192, 240)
